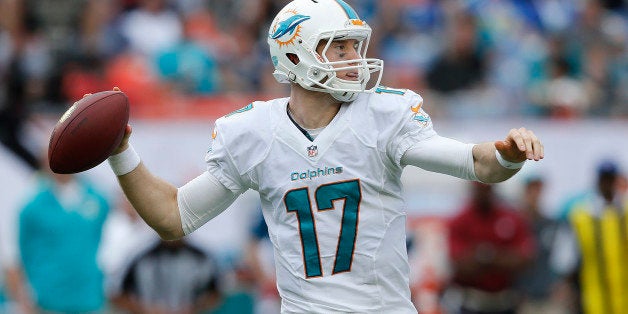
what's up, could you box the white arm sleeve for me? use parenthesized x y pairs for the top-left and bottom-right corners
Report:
(401, 134), (478, 181)
(177, 171), (240, 235)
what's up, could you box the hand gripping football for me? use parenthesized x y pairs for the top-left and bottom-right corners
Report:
(48, 91), (129, 174)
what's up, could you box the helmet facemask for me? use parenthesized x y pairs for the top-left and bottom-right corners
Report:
(304, 30), (383, 102)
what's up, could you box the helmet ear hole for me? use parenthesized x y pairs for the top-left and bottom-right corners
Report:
(286, 53), (300, 65)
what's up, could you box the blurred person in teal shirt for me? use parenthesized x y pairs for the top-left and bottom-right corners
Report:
(8, 158), (110, 313)
(154, 16), (221, 95)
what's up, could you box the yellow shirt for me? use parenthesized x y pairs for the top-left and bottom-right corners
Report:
(569, 198), (628, 314)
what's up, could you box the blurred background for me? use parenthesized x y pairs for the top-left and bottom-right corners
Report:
(0, 0), (627, 313)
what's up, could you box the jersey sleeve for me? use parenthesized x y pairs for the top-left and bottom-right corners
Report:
(401, 135), (477, 181)
(204, 101), (274, 192)
(204, 121), (248, 194)
(385, 90), (438, 167)
(178, 171), (240, 235)
(388, 91), (476, 180)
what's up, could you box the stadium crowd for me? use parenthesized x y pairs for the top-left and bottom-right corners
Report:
(0, 0), (627, 313)
(1, 0), (628, 120)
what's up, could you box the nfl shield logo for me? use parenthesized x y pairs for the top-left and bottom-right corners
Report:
(307, 145), (318, 157)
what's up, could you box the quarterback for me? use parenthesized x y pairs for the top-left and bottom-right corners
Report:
(106, 0), (544, 313)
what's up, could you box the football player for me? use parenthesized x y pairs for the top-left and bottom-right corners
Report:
(106, 0), (544, 312)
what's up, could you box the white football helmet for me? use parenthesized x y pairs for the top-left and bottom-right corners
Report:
(268, 0), (384, 102)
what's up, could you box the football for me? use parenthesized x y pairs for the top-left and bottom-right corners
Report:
(48, 91), (129, 174)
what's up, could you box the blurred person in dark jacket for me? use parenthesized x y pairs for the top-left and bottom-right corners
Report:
(516, 175), (573, 314)
(426, 11), (486, 94)
(0, 3), (52, 171)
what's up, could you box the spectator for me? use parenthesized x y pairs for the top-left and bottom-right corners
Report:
(580, 43), (614, 116)
(109, 237), (223, 314)
(423, 7), (502, 119)
(539, 56), (590, 118)
(154, 16), (222, 95)
(0, 1), (52, 170)
(11, 0), (116, 109)
(426, 11), (486, 94)
(7, 151), (110, 313)
(516, 175), (573, 314)
(104, 0), (183, 108)
(118, 0), (183, 58)
(446, 182), (535, 314)
(0, 146), (33, 314)
(557, 159), (628, 314)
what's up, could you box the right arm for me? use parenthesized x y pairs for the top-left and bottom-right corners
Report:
(110, 126), (239, 240)
(109, 125), (183, 240)
(115, 159), (183, 240)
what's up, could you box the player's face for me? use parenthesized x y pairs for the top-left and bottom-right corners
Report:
(317, 39), (361, 81)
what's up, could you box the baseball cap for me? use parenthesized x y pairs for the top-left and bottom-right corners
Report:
(597, 159), (619, 177)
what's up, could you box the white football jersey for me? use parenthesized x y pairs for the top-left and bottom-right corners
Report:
(206, 87), (436, 313)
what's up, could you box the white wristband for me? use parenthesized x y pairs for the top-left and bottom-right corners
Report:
(495, 150), (525, 169)
(108, 144), (141, 176)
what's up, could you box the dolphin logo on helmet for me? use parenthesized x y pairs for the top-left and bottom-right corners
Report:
(270, 14), (311, 40)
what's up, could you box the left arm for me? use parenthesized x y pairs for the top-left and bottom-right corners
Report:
(402, 127), (544, 183)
